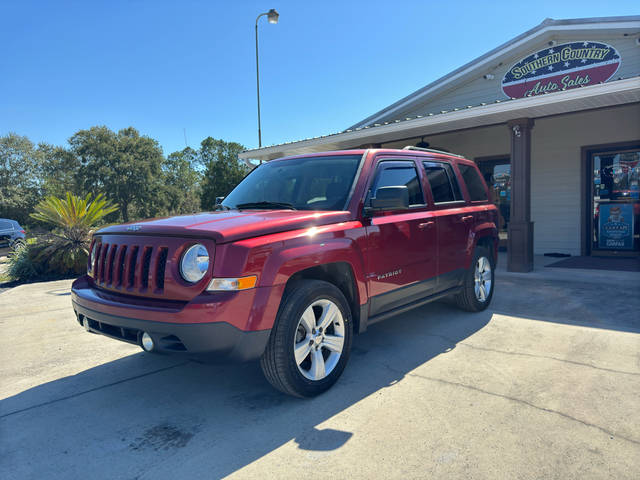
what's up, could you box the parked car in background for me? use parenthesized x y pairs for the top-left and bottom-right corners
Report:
(72, 147), (499, 397)
(0, 219), (26, 256)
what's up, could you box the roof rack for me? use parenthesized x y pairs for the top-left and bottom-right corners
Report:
(402, 146), (465, 158)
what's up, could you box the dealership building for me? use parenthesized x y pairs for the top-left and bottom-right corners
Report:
(239, 16), (640, 272)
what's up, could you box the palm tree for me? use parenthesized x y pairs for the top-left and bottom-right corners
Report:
(30, 193), (118, 274)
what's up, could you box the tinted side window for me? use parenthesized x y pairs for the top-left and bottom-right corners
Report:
(0, 220), (12, 230)
(423, 162), (463, 203)
(372, 162), (424, 206)
(458, 164), (488, 201)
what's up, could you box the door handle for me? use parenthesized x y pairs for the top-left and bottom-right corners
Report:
(418, 221), (435, 230)
(460, 215), (473, 223)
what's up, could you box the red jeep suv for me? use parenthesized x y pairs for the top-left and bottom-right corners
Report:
(71, 147), (498, 397)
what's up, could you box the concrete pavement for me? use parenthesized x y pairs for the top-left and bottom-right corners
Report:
(1, 268), (639, 479)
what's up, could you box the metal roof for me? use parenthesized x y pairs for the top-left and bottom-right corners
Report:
(238, 77), (640, 162)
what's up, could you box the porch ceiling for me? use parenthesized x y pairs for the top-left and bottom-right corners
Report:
(239, 77), (640, 163)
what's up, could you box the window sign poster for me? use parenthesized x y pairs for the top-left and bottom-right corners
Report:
(599, 203), (634, 250)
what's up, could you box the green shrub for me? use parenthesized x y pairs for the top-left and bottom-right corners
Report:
(34, 235), (89, 276)
(6, 241), (40, 282)
(6, 237), (89, 282)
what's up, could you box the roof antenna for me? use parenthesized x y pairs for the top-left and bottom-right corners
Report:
(416, 137), (430, 148)
(183, 128), (188, 148)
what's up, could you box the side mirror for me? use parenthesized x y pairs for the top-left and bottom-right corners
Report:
(367, 186), (409, 213)
(215, 196), (225, 205)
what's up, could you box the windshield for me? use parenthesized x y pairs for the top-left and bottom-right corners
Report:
(222, 155), (361, 211)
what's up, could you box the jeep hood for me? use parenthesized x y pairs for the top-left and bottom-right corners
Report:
(96, 210), (353, 243)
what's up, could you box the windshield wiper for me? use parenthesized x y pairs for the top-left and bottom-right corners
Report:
(235, 201), (297, 210)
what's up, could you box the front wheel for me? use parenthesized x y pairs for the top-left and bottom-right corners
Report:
(454, 247), (494, 312)
(260, 279), (353, 398)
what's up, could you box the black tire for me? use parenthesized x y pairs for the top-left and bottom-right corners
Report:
(454, 246), (494, 312)
(260, 279), (353, 398)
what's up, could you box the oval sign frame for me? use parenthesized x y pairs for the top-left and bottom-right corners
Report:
(502, 41), (621, 99)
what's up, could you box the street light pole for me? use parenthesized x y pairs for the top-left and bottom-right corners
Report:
(255, 9), (279, 149)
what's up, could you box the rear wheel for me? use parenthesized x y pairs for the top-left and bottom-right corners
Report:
(455, 246), (494, 312)
(260, 279), (353, 398)
(11, 239), (26, 251)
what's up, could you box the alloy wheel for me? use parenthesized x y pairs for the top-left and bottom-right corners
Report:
(474, 256), (492, 302)
(293, 299), (345, 381)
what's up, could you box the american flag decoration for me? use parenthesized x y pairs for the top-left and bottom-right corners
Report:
(502, 41), (621, 99)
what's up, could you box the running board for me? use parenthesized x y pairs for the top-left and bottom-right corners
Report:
(365, 286), (463, 328)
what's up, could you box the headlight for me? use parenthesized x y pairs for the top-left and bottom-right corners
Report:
(180, 244), (209, 283)
(88, 242), (98, 274)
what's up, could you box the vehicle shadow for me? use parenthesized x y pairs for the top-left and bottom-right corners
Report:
(0, 301), (492, 479)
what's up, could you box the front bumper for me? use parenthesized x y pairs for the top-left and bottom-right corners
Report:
(72, 303), (270, 361)
(71, 276), (272, 362)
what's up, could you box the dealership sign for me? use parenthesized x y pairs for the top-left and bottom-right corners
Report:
(502, 41), (621, 98)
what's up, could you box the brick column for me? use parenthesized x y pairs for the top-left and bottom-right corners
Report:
(507, 118), (534, 272)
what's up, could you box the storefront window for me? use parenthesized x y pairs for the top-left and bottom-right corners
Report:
(478, 159), (510, 251)
(591, 149), (640, 254)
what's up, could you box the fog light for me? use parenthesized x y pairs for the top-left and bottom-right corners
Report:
(82, 317), (90, 332)
(141, 332), (154, 352)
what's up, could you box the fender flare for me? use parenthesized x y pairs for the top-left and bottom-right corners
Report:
(471, 221), (499, 262)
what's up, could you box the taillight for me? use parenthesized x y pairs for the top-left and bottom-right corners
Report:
(20, 229), (25, 234)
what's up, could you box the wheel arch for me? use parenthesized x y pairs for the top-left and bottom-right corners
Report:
(473, 222), (498, 265)
(283, 262), (362, 335)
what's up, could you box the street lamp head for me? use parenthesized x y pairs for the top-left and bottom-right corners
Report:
(267, 9), (279, 24)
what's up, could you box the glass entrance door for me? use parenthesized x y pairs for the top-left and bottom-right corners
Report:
(590, 148), (640, 255)
(477, 158), (510, 251)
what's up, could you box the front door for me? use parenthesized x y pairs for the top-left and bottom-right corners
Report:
(364, 159), (438, 316)
(477, 157), (510, 251)
(589, 147), (640, 256)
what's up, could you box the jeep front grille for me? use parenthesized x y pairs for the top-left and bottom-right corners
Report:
(92, 242), (168, 292)
(89, 235), (215, 300)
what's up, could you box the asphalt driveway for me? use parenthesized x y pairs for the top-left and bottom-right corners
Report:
(1, 267), (639, 479)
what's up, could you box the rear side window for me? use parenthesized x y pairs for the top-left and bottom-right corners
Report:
(458, 164), (488, 201)
(423, 162), (463, 203)
(0, 220), (11, 230)
(371, 161), (424, 206)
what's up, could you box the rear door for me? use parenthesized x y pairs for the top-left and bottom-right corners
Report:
(456, 160), (493, 259)
(422, 160), (471, 290)
(364, 158), (438, 316)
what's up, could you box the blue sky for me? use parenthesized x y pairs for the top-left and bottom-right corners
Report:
(1, 1), (637, 155)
